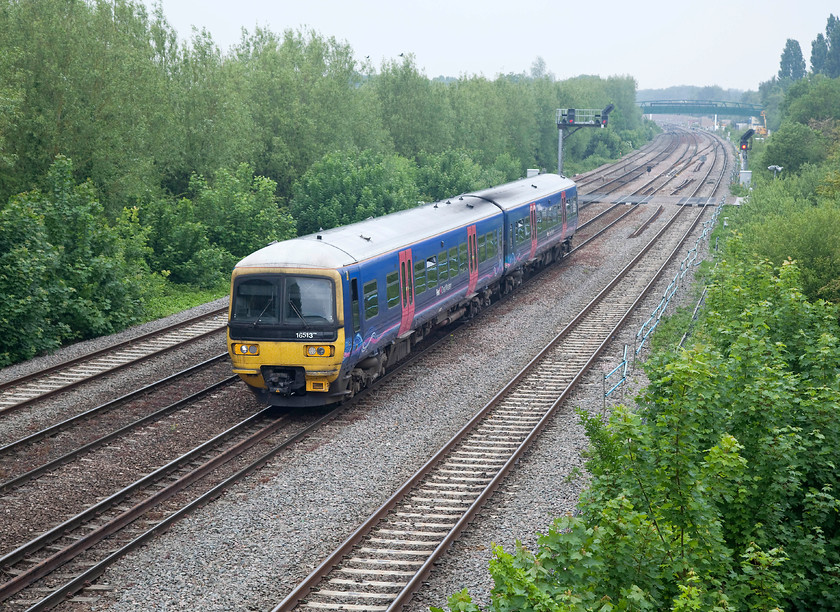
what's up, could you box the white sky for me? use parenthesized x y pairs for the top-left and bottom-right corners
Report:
(143, 0), (837, 91)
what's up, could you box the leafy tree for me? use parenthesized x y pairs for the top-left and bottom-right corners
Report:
(760, 121), (827, 174)
(141, 164), (292, 287)
(35, 157), (148, 338)
(811, 33), (829, 74)
(290, 149), (420, 235)
(372, 54), (454, 158)
(783, 75), (840, 124)
(415, 150), (484, 202)
(825, 14), (840, 78)
(0, 195), (64, 365)
(0, 0), (173, 213)
(231, 28), (386, 198)
(189, 163), (294, 257)
(778, 38), (806, 81)
(0, 157), (149, 359)
(140, 196), (224, 287)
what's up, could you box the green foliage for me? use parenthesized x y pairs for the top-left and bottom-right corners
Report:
(759, 121), (827, 174)
(290, 149), (420, 235)
(434, 243), (840, 612)
(415, 150), (485, 202)
(0, 157), (151, 364)
(779, 39), (806, 81)
(782, 75), (840, 124)
(142, 164), (292, 287)
(189, 163), (294, 256)
(0, 192), (64, 365)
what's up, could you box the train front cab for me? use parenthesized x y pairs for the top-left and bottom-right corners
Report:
(227, 267), (348, 407)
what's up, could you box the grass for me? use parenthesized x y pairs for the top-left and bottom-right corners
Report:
(141, 279), (230, 322)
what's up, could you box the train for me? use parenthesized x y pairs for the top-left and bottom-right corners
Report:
(226, 172), (578, 407)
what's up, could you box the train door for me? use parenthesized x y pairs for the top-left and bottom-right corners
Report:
(467, 225), (478, 295)
(398, 249), (415, 336)
(529, 202), (538, 260)
(347, 270), (364, 359)
(561, 191), (568, 240)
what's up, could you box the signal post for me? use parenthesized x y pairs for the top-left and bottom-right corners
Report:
(556, 104), (614, 175)
(739, 128), (754, 187)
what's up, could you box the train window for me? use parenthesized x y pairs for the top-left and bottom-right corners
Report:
(537, 211), (544, 234)
(486, 232), (496, 259)
(283, 277), (335, 325)
(448, 247), (458, 277)
(426, 256), (437, 288)
(457, 245), (466, 275)
(232, 278), (277, 323)
(516, 218), (528, 244)
(438, 251), (448, 281)
(386, 271), (400, 308)
(478, 234), (486, 262)
(414, 260), (426, 294)
(363, 280), (378, 319)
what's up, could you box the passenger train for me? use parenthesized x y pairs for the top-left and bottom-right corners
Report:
(227, 172), (578, 407)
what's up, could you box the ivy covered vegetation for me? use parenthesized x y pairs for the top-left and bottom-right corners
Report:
(433, 44), (840, 612)
(0, 0), (656, 367)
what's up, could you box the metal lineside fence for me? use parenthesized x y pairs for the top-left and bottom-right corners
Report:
(601, 197), (726, 408)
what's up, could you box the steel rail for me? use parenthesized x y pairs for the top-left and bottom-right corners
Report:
(0, 374), (237, 493)
(272, 199), (713, 612)
(0, 353), (227, 456)
(0, 307), (228, 415)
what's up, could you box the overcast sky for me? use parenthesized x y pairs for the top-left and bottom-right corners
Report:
(142, 0), (837, 91)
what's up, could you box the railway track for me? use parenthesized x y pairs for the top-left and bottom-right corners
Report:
(273, 197), (715, 612)
(272, 129), (732, 612)
(0, 308), (228, 415)
(0, 355), (233, 494)
(0, 127), (731, 610)
(0, 395), (289, 610)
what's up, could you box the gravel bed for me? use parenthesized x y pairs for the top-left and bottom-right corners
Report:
(0, 299), (230, 447)
(73, 196), (726, 611)
(0, 131), (725, 611)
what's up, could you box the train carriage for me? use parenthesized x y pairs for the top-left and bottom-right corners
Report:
(227, 173), (577, 408)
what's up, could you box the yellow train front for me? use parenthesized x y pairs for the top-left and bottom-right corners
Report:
(227, 241), (351, 407)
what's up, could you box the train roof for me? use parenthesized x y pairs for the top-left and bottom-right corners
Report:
(468, 172), (576, 210)
(234, 173), (575, 271)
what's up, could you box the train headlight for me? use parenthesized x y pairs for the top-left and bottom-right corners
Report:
(305, 345), (334, 357)
(233, 343), (260, 355)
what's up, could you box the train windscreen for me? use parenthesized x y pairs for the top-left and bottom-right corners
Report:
(231, 275), (335, 327)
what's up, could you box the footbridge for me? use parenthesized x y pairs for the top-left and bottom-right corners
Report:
(638, 100), (763, 118)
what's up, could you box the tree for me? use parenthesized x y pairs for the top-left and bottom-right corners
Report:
(0, 0), (175, 214)
(0, 195), (64, 365)
(290, 149), (420, 235)
(415, 150), (484, 202)
(760, 121), (826, 174)
(778, 38), (806, 81)
(783, 76), (840, 124)
(826, 14), (840, 78)
(811, 33), (828, 74)
(372, 54), (454, 158)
